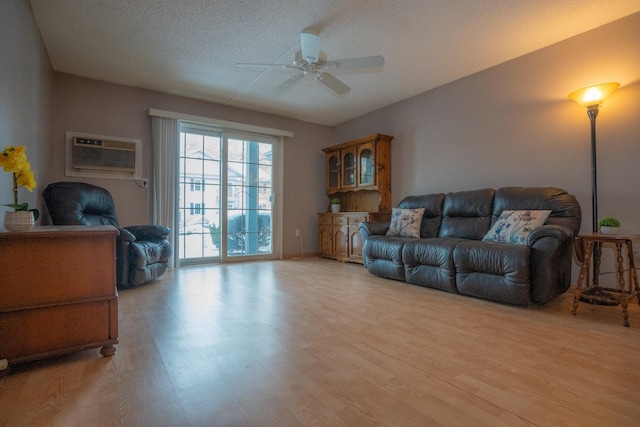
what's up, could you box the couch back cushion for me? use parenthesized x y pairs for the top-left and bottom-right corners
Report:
(397, 193), (445, 238)
(492, 187), (582, 235)
(439, 188), (495, 239)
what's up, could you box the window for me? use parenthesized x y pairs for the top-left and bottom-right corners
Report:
(190, 178), (202, 192)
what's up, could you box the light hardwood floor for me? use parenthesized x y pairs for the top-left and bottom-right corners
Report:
(1, 258), (639, 426)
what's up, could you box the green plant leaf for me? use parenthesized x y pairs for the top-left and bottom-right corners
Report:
(5, 203), (28, 211)
(598, 217), (621, 227)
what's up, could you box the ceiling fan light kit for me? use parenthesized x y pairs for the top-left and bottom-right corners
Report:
(236, 27), (385, 96)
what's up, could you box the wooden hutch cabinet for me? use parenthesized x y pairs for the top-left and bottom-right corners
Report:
(319, 133), (393, 263)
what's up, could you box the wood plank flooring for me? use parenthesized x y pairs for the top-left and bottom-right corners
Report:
(1, 258), (639, 426)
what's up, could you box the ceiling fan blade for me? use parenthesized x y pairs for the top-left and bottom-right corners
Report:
(325, 55), (385, 71)
(235, 63), (298, 70)
(317, 72), (350, 95)
(300, 27), (321, 63)
(274, 73), (304, 94)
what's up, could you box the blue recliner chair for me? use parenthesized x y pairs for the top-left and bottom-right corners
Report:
(43, 181), (172, 289)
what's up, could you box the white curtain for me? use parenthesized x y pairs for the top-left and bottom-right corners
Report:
(150, 115), (179, 269)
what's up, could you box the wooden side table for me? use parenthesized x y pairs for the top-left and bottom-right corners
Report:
(572, 233), (640, 326)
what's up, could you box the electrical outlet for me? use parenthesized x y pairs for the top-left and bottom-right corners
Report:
(295, 229), (300, 237)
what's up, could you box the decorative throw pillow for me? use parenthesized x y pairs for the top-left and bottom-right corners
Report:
(386, 207), (425, 238)
(482, 210), (552, 245)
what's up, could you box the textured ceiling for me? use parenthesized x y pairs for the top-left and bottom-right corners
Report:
(29, 0), (640, 126)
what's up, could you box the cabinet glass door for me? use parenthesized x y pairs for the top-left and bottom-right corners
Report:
(342, 149), (356, 188)
(359, 146), (374, 186)
(327, 152), (340, 190)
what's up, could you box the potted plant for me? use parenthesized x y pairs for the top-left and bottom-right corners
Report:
(330, 197), (341, 213)
(599, 217), (621, 235)
(0, 145), (39, 231)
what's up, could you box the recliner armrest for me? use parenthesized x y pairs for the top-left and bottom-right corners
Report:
(124, 225), (171, 241)
(359, 221), (390, 240)
(117, 227), (136, 242)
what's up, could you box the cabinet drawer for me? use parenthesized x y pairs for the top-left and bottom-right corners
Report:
(333, 216), (348, 225)
(0, 298), (117, 361)
(318, 214), (332, 225)
(348, 216), (367, 225)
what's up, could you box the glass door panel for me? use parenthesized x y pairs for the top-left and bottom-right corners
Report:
(342, 149), (356, 188)
(224, 136), (274, 259)
(327, 151), (340, 190)
(359, 146), (374, 186)
(178, 129), (222, 262)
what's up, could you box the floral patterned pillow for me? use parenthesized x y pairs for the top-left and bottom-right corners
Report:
(482, 210), (552, 245)
(386, 207), (425, 238)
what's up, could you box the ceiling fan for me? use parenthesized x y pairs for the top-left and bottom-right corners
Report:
(236, 28), (385, 95)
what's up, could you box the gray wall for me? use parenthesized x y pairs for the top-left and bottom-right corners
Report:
(336, 12), (640, 241)
(0, 0), (52, 215)
(50, 74), (333, 257)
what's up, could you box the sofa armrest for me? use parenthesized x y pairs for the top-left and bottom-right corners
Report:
(124, 225), (170, 241)
(359, 221), (390, 240)
(527, 224), (576, 304)
(527, 224), (573, 246)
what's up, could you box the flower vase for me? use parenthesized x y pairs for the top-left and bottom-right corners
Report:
(4, 211), (35, 231)
(331, 204), (340, 213)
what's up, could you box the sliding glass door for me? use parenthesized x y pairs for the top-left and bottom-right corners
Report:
(178, 124), (279, 264)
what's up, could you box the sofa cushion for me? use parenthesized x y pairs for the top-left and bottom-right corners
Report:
(482, 210), (551, 245)
(454, 240), (530, 306)
(439, 188), (495, 240)
(386, 207), (425, 238)
(403, 238), (464, 293)
(362, 235), (408, 281)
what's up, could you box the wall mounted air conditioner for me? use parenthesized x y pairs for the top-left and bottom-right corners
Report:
(65, 131), (142, 180)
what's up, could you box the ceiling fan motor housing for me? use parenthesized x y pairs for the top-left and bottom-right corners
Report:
(294, 50), (327, 72)
(300, 27), (321, 63)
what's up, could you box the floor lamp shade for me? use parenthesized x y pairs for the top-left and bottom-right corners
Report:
(568, 82), (619, 108)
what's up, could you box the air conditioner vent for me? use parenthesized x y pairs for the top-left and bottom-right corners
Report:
(72, 137), (136, 173)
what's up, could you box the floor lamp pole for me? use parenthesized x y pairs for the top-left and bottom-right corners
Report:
(587, 106), (600, 281)
(587, 106), (599, 233)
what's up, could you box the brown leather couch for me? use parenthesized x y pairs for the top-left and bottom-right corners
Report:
(43, 181), (172, 289)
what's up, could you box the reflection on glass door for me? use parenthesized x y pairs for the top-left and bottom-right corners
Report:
(178, 125), (276, 264)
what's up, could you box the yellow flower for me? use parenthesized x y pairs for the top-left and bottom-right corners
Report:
(2, 145), (39, 220)
(0, 146), (28, 173)
(16, 168), (37, 192)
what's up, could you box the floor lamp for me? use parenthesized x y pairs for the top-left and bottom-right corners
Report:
(568, 82), (620, 292)
(567, 82), (619, 234)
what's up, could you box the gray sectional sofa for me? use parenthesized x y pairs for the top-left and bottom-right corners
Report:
(359, 187), (582, 306)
